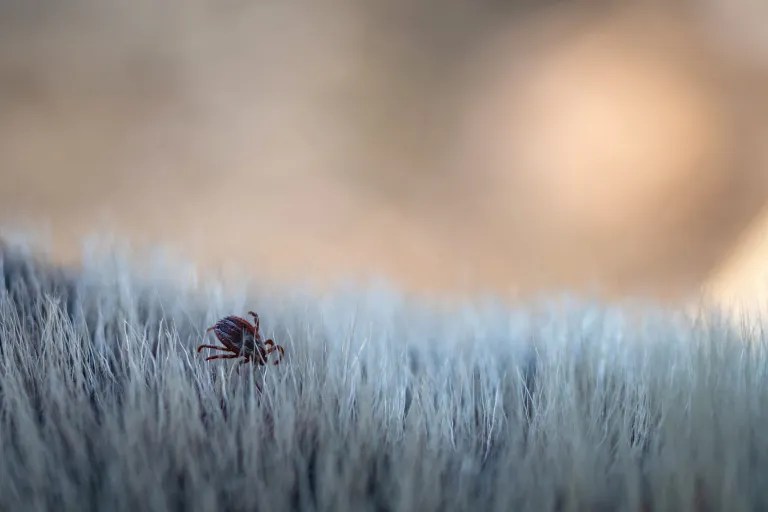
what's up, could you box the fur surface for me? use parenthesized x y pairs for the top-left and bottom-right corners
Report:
(0, 241), (765, 511)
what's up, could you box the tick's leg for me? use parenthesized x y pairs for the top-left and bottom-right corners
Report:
(274, 345), (285, 364)
(264, 339), (276, 361)
(204, 354), (239, 362)
(265, 340), (284, 357)
(247, 311), (260, 331)
(197, 344), (231, 353)
(265, 341), (285, 365)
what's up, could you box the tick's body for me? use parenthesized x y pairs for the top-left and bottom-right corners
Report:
(197, 311), (285, 368)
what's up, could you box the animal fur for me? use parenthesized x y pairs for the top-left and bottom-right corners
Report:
(0, 241), (764, 511)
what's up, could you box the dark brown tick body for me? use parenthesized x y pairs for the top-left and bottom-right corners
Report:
(197, 311), (285, 369)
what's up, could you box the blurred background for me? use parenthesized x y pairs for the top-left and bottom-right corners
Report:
(1, 0), (767, 305)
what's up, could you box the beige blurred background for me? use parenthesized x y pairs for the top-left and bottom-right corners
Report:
(1, 0), (767, 305)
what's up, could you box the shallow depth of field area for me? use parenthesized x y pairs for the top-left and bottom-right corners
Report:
(0, 240), (766, 512)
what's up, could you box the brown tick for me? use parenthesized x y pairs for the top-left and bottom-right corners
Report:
(197, 311), (285, 369)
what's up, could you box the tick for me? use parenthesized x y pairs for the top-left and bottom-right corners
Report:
(197, 311), (285, 369)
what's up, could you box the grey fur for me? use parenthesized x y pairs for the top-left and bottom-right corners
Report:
(0, 242), (765, 511)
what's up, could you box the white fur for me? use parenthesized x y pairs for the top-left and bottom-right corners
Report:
(0, 241), (763, 511)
